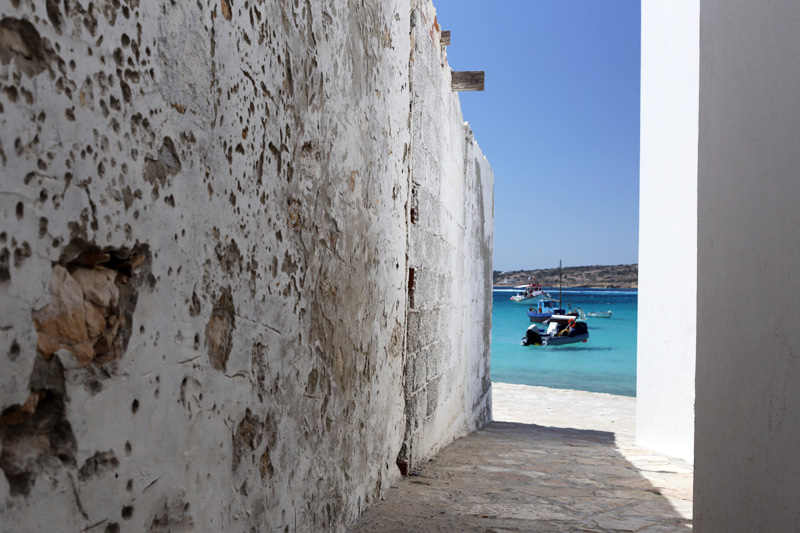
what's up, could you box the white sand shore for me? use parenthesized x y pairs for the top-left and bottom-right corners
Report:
(492, 382), (637, 441)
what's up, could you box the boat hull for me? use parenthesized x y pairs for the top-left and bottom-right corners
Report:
(511, 295), (542, 303)
(528, 310), (577, 323)
(541, 333), (589, 346)
(521, 324), (589, 347)
(510, 291), (546, 303)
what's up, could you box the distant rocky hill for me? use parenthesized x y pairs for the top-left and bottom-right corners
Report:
(494, 264), (638, 289)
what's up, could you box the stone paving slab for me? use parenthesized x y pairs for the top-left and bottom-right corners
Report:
(349, 383), (693, 532)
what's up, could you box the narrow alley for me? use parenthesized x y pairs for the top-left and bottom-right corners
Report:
(350, 384), (692, 532)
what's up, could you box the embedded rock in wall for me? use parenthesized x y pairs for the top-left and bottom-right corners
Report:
(32, 245), (149, 367)
(0, 0), (493, 530)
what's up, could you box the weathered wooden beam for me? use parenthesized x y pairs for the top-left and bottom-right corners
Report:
(440, 30), (451, 46)
(451, 71), (485, 92)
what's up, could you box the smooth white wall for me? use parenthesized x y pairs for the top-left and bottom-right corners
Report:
(637, 0), (698, 464)
(695, 1), (800, 528)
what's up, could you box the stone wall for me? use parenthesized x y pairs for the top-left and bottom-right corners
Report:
(398, 0), (493, 471)
(0, 0), (492, 531)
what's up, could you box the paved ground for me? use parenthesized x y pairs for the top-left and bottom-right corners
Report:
(349, 383), (693, 532)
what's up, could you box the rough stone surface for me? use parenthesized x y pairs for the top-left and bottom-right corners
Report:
(350, 384), (693, 532)
(0, 0), (493, 531)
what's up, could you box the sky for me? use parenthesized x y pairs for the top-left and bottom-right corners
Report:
(432, 0), (641, 272)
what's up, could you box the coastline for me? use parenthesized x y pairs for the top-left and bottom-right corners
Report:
(494, 264), (638, 289)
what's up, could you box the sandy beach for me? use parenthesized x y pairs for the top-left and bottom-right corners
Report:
(492, 382), (637, 442)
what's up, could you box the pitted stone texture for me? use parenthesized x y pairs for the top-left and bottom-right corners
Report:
(0, 0), (416, 531)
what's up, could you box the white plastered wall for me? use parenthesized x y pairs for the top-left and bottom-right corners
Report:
(637, 0), (698, 464)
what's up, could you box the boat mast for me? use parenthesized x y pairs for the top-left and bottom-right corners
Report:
(558, 259), (562, 308)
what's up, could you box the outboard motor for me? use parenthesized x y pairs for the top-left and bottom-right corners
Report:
(521, 325), (543, 346)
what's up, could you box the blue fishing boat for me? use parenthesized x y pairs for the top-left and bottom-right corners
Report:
(526, 260), (580, 323)
(526, 299), (565, 323)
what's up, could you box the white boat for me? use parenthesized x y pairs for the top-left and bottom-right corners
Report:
(510, 279), (546, 302)
(521, 315), (590, 346)
(586, 310), (613, 318)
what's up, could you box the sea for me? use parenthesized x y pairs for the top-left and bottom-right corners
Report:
(491, 287), (638, 397)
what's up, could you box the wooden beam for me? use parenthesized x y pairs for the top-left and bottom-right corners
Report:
(440, 30), (451, 46)
(451, 71), (485, 92)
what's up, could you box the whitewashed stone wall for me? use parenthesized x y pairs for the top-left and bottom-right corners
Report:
(398, 0), (493, 471)
(0, 0), (493, 531)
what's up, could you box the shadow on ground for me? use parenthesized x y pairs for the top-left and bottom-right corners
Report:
(349, 421), (691, 532)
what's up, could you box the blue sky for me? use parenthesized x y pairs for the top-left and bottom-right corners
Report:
(432, 0), (641, 271)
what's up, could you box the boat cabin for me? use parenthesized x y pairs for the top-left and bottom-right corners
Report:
(513, 285), (530, 298)
(535, 300), (559, 313)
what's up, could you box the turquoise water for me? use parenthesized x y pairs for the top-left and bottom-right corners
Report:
(491, 288), (638, 397)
